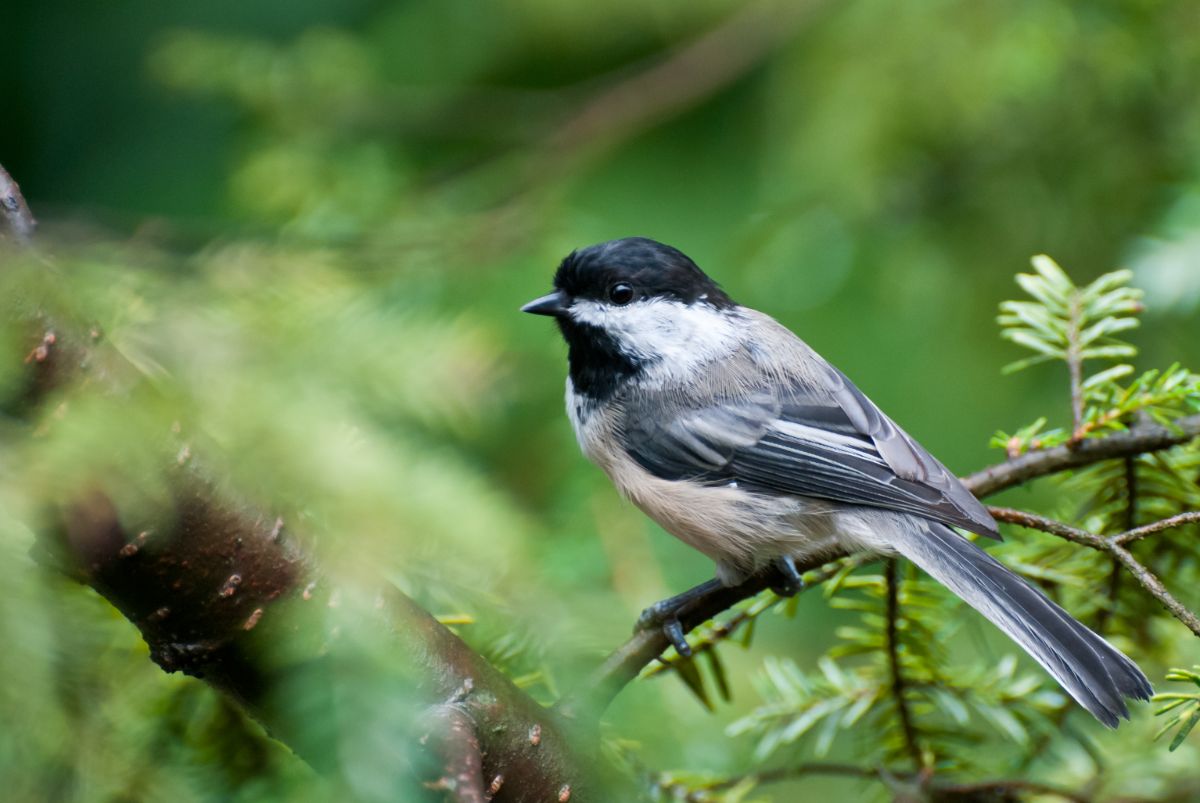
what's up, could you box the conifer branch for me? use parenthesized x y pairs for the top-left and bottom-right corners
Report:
(988, 507), (1200, 637)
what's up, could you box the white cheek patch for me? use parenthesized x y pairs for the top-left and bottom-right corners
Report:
(568, 298), (741, 379)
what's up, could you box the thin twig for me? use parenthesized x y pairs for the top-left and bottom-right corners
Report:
(885, 559), (924, 769)
(985, 507), (1110, 548)
(1106, 545), (1200, 638)
(964, 413), (1200, 498)
(988, 507), (1200, 637)
(1112, 511), (1200, 546)
(0, 163), (37, 245)
(689, 762), (1089, 802)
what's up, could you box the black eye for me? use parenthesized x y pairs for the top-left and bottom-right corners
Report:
(608, 282), (634, 305)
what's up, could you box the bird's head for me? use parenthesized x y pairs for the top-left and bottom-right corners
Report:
(522, 237), (739, 398)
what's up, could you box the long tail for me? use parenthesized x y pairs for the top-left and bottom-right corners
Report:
(890, 521), (1153, 727)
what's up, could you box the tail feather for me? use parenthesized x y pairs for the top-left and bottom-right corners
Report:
(890, 521), (1153, 727)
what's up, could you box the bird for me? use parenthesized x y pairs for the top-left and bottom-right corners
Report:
(522, 236), (1152, 727)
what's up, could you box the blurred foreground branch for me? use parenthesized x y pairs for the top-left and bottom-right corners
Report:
(19, 316), (619, 802)
(3, 165), (627, 802)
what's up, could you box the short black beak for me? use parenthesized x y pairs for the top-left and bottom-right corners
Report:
(521, 290), (568, 317)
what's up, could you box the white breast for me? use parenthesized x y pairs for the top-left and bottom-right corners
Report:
(566, 378), (838, 582)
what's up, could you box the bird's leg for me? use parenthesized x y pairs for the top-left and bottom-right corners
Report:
(635, 578), (725, 658)
(768, 555), (806, 597)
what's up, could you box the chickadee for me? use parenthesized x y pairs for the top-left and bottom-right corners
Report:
(524, 236), (1152, 727)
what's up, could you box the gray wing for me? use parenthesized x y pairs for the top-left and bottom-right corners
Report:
(620, 363), (999, 539)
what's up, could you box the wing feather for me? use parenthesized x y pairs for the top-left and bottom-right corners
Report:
(620, 359), (999, 538)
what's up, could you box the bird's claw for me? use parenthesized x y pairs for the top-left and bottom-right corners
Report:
(636, 578), (725, 658)
(769, 555), (806, 597)
(636, 600), (694, 657)
(662, 618), (691, 657)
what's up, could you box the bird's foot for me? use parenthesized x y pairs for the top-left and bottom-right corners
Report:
(768, 555), (806, 597)
(635, 578), (724, 658)
(636, 605), (692, 658)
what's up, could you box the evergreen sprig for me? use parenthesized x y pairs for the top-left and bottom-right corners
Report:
(997, 254), (1145, 441)
(1154, 667), (1200, 751)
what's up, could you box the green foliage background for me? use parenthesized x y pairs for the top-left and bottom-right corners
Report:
(2, 1), (1199, 800)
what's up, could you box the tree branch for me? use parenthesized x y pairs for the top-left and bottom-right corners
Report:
(988, 507), (1200, 638)
(1112, 511), (1200, 546)
(4, 162), (630, 801)
(555, 570), (770, 721)
(26, 338), (627, 802)
(985, 508), (1106, 549)
(418, 705), (487, 803)
(1107, 545), (1200, 638)
(37, 463), (621, 799)
(963, 413), (1200, 499)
